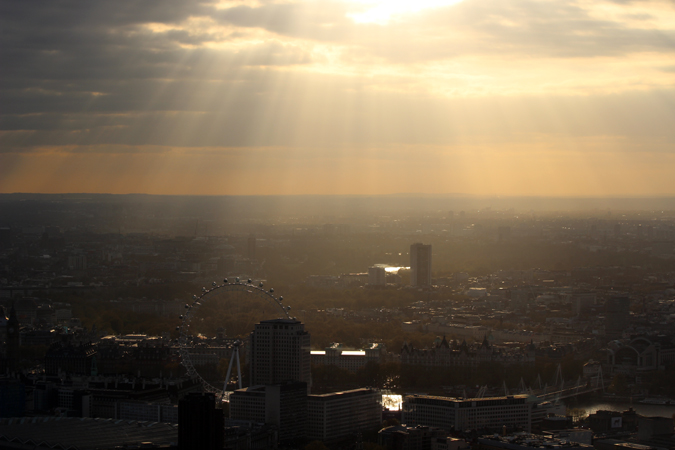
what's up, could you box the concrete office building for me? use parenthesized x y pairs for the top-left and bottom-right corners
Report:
(230, 381), (308, 444)
(402, 395), (533, 433)
(410, 243), (432, 287)
(249, 319), (311, 390)
(307, 388), (382, 445)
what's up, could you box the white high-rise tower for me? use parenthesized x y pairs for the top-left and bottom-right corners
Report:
(249, 319), (311, 389)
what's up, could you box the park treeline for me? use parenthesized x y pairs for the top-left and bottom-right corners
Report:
(312, 357), (586, 394)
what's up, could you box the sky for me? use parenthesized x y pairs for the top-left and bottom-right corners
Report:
(1, 0), (675, 196)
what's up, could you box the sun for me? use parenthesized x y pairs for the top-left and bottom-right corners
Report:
(345, 0), (465, 24)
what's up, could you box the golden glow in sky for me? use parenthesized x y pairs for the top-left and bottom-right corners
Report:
(346, 0), (465, 24)
(1, 0), (675, 196)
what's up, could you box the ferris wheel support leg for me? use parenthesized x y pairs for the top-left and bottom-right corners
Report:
(236, 346), (242, 390)
(224, 349), (237, 393)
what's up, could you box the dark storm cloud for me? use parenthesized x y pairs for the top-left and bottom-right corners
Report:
(0, 0), (315, 146)
(0, 0), (312, 105)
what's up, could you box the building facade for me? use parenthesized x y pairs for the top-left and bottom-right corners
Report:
(230, 381), (308, 444)
(401, 336), (535, 369)
(402, 395), (533, 433)
(307, 388), (382, 445)
(368, 266), (387, 286)
(249, 319), (311, 389)
(410, 243), (432, 287)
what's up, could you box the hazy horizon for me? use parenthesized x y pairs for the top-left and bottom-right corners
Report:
(3, 192), (675, 215)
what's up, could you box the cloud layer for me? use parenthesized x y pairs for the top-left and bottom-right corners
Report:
(1, 0), (675, 195)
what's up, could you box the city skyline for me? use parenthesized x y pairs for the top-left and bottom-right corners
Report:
(2, 0), (675, 197)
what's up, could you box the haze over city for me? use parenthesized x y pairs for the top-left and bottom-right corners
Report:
(2, 0), (675, 196)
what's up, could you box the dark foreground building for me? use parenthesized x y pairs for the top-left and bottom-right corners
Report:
(178, 392), (224, 450)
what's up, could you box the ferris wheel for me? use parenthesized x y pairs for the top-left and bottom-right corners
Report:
(177, 277), (293, 397)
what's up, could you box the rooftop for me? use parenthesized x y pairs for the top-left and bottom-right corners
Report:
(0, 417), (177, 450)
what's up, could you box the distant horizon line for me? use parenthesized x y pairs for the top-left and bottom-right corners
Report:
(2, 192), (675, 199)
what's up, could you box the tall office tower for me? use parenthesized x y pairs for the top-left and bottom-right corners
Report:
(178, 393), (224, 450)
(250, 319), (311, 389)
(605, 296), (630, 339)
(368, 266), (386, 287)
(572, 292), (597, 316)
(410, 243), (432, 287)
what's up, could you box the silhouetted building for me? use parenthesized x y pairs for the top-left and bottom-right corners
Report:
(45, 342), (97, 376)
(379, 425), (467, 450)
(400, 336), (535, 369)
(403, 394), (533, 433)
(410, 243), (432, 287)
(178, 392), (224, 450)
(571, 292), (596, 316)
(588, 409), (638, 434)
(230, 381), (307, 444)
(307, 388), (382, 445)
(605, 336), (675, 375)
(368, 266), (386, 286)
(249, 319), (311, 390)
